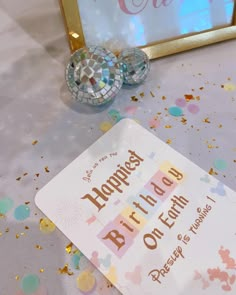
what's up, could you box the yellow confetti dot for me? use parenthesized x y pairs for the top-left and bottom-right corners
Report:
(99, 122), (113, 133)
(106, 266), (117, 285)
(222, 83), (236, 91)
(39, 218), (56, 234)
(76, 271), (96, 292)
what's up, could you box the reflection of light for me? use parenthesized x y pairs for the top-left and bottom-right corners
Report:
(129, 16), (146, 46)
(225, 0), (234, 23)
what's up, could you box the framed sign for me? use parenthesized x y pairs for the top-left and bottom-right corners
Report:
(60, 0), (236, 59)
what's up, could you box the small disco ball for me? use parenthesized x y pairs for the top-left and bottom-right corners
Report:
(118, 48), (150, 86)
(66, 46), (123, 106)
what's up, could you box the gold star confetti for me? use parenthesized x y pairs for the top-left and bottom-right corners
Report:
(39, 218), (56, 234)
(166, 139), (172, 144)
(203, 117), (210, 123)
(131, 96), (138, 102)
(15, 275), (20, 281)
(32, 140), (38, 145)
(139, 92), (145, 98)
(16, 177), (21, 181)
(36, 244), (43, 250)
(44, 166), (50, 173)
(65, 242), (73, 254)
(181, 118), (187, 125)
(209, 168), (218, 175)
(39, 269), (44, 273)
(165, 125), (172, 129)
(58, 264), (74, 276)
(150, 91), (155, 97)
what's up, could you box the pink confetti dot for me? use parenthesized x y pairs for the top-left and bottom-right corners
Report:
(175, 98), (186, 107)
(149, 118), (160, 129)
(188, 104), (200, 114)
(124, 106), (138, 115)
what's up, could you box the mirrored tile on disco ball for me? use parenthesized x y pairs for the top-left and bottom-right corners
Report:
(66, 46), (123, 106)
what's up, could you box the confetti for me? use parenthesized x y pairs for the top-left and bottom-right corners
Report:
(0, 197), (14, 215)
(86, 215), (97, 225)
(15, 275), (20, 281)
(184, 94), (194, 101)
(108, 109), (123, 123)
(58, 264), (74, 276)
(65, 242), (73, 254)
(168, 106), (183, 117)
(99, 121), (113, 133)
(44, 167), (50, 173)
(150, 91), (155, 97)
(166, 139), (172, 144)
(149, 118), (160, 129)
(175, 98), (186, 107)
(71, 251), (83, 269)
(209, 168), (218, 175)
(199, 87), (204, 90)
(124, 106), (138, 115)
(187, 104), (200, 114)
(16, 177), (21, 181)
(181, 118), (187, 125)
(162, 96), (166, 100)
(221, 83), (236, 91)
(39, 269), (44, 273)
(39, 218), (56, 234)
(20, 274), (40, 294)
(203, 118), (210, 123)
(76, 271), (96, 292)
(139, 92), (145, 98)
(165, 125), (172, 129)
(14, 205), (30, 221)
(35, 245), (43, 250)
(32, 140), (38, 145)
(214, 159), (227, 171)
(131, 96), (138, 102)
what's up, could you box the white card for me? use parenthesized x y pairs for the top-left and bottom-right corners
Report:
(35, 119), (236, 294)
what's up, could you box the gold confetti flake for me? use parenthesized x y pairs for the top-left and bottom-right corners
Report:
(39, 269), (44, 273)
(25, 226), (29, 230)
(150, 91), (155, 97)
(203, 117), (210, 123)
(36, 245), (43, 250)
(16, 177), (21, 181)
(25, 201), (30, 205)
(199, 87), (204, 90)
(0, 232), (2, 237)
(209, 168), (218, 175)
(162, 96), (166, 100)
(233, 160), (236, 163)
(0, 214), (5, 219)
(218, 124), (223, 128)
(35, 173), (40, 177)
(139, 92), (145, 98)
(23, 173), (28, 176)
(181, 118), (187, 125)
(16, 234), (20, 239)
(44, 166), (50, 173)
(196, 96), (200, 101)
(165, 125), (172, 129)
(32, 140), (38, 145)
(66, 242), (73, 254)
(58, 264), (74, 276)
(131, 96), (138, 102)
(166, 139), (172, 144)
(15, 275), (20, 281)
(184, 94), (194, 101)
(5, 228), (9, 233)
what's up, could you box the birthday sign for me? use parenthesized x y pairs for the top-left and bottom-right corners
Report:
(36, 119), (236, 294)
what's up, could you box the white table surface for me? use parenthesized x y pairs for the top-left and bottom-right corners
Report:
(0, 0), (236, 294)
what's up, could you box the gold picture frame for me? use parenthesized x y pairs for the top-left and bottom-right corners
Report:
(60, 0), (236, 60)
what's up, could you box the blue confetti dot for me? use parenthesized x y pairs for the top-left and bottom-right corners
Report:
(168, 106), (183, 117)
(71, 252), (83, 269)
(21, 274), (40, 294)
(14, 204), (30, 221)
(214, 159), (227, 171)
(0, 197), (14, 214)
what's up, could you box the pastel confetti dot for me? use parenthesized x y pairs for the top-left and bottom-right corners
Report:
(108, 109), (123, 123)
(222, 83), (236, 91)
(168, 106), (183, 117)
(149, 118), (160, 129)
(124, 106), (138, 115)
(71, 252), (82, 269)
(0, 197), (14, 214)
(214, 159), (227, 171)
(76, 271), (96, 293)
(39, 218), (56, 234)
(175, 98), (186, 107)
(14, 205), (30, 221)
(20, 274), (40, 294)
(99, 121), (113, 133)
(187, 104), (200, 114)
